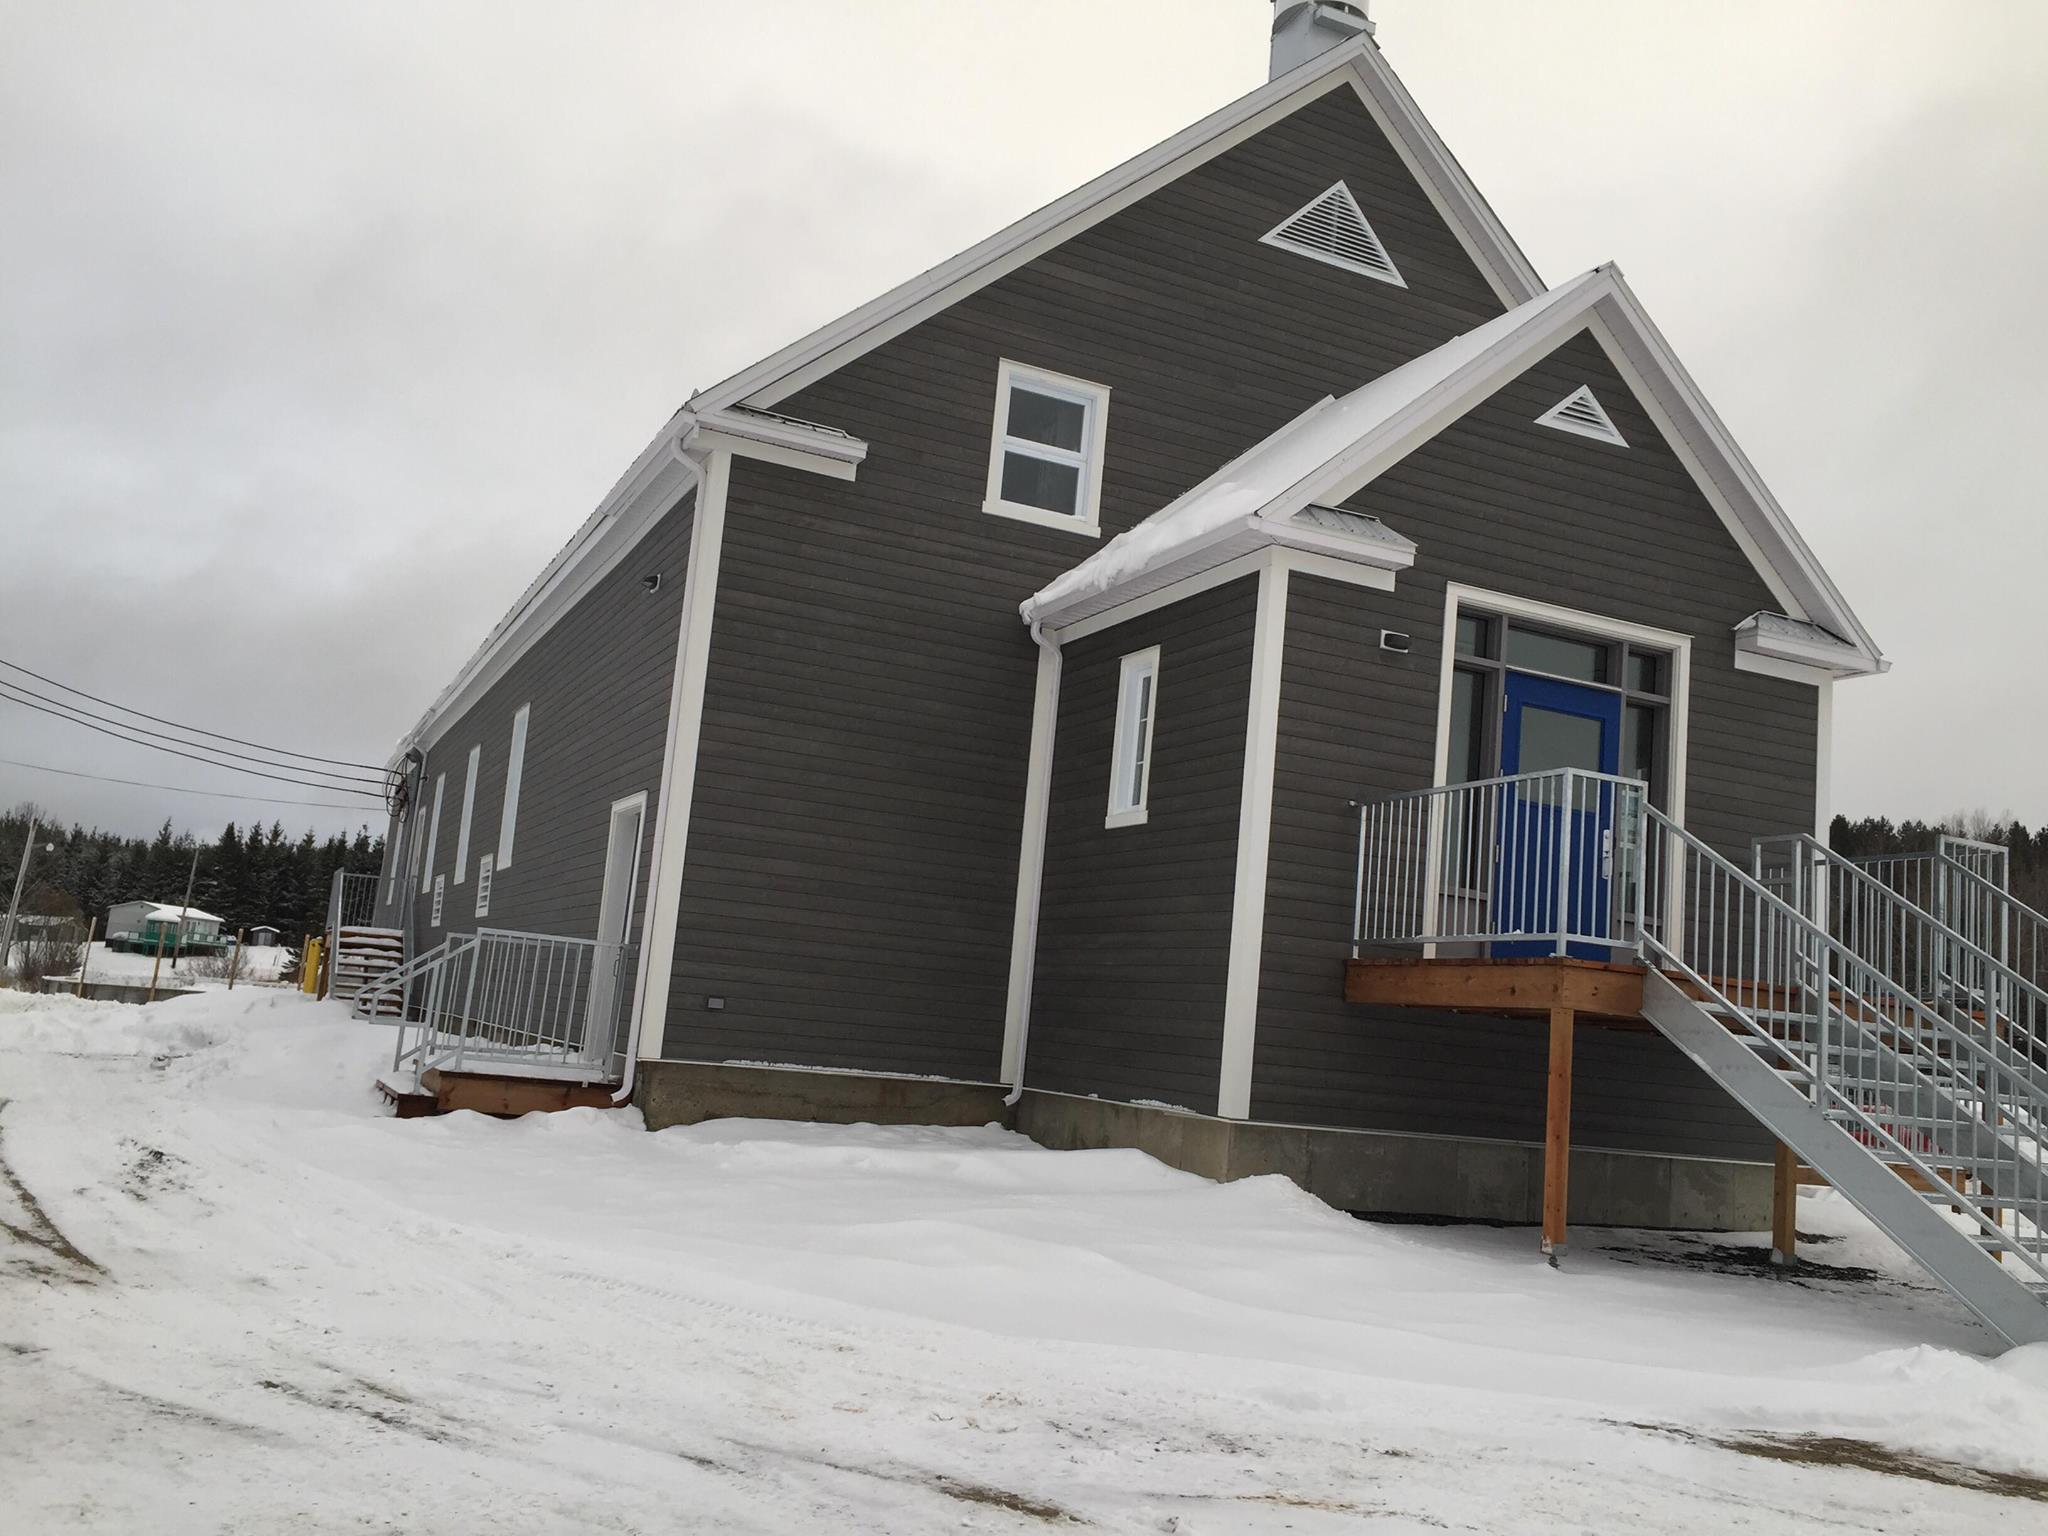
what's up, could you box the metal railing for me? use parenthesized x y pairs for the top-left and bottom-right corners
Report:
(1644, 810), (2046, 1284)
(1839, 838), (2041, 987)
(374, 927), (637, 1086)
(1352, 768), (1647, 956)
(1349, 770), (2048, 1293)
(1756, 834), (2048, 1087)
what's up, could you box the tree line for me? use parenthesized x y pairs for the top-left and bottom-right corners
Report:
(1, 804), (384, 946)
(1830, 810), (2048, 915)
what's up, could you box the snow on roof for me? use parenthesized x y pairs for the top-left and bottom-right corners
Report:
(1025, 277), (1596, 624)
(122, 902), (223, 925)
(1735, 611), (1875, 674)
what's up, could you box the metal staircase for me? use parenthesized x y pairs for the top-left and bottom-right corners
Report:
(1637, 810), (2047, 1347)
(1350, 768), (2048, 1347)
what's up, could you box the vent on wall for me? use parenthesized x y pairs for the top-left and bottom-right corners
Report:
(1260, 181), (1405, 287)
(1535, 386), (1627, 446)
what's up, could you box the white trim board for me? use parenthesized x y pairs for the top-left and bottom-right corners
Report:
(632, 445), (734, 1064)
(1217, 554), (1291, 1121)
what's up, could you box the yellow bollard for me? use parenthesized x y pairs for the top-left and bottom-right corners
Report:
(301, 936), (323, 995)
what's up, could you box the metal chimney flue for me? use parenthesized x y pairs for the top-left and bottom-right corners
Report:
(1270, 1), (1373, 79)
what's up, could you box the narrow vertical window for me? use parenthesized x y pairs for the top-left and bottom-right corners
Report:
(431, 873), (445, 928)
(452, 744), (480, 884)
(419, 772), (445, 896)
(1105, 646), (1160, 828)
(981, 360), (1111, 535)
(475, 854), (494, 918)
(498, 704), (530, 870)
(384, 812), (405, 906)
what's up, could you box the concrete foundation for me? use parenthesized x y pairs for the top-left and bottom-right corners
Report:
(632, 1059), (1770, 1230)
(1015, 1089), (1772, 1230)
(38, 977), (201, 1005)
(636, 1059), (1011, 1131)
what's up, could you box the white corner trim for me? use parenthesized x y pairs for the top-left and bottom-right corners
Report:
(1813, 678), (1834, 844)
(633, 445), (733, 1064)
(981, 359), (1111, 537)
(418, 772), (445, 896)
(1000, 634), (1064, 1086)
(1217, 555), (1290, 1121)
(452, 743), (479, 885)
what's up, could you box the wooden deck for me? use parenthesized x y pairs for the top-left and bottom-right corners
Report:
(1341, 954), (1799, 1265)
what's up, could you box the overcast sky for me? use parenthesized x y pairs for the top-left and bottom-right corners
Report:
(3, 0), (2043, 841)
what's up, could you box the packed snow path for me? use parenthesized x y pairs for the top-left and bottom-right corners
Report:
(3, 990), (2045, 1532)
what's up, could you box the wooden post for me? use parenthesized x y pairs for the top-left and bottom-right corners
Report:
(74, 916), (97, 998)
(1543, 1004), (1574, 1263)
(1770, 1142), (1798, 1266)
(227, 928), (244, 990)
(146, 926), (169, 1004)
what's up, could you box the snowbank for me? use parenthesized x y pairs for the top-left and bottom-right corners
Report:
(2, 988), (2044, 1532)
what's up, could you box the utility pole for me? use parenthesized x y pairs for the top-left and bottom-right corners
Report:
(2, 814), (44, 976)
(171, 846), (199, 971)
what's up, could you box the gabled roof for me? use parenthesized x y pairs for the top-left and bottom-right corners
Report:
(1021, 266), (1885, 676)
(386, 37), (1546, 766)
(685, 35), (1543, 415)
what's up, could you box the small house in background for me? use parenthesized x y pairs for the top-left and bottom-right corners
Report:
(246, 925), (282, 948)
(105, 901), (227, 955)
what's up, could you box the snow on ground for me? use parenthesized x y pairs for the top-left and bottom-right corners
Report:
(47, 939), (296, 991)
(3, 988), (2046, 1533)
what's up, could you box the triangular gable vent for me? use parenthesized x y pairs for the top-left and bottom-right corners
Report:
(1535, 385), (1627, 446)
(1260, 181), (1406, 288)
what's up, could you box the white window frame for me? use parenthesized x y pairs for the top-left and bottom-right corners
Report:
(452, 744), (479, 885)
(498, 703), (530, 870)
(981, 359), (1110, 537)
(419, 772), (445, 896)
(474, 854), (494, 918)
(1105, 646), (1160, 829)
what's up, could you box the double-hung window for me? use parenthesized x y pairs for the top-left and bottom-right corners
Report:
(982, 360), (1110, 535)
(1106, 647), (1160, 828)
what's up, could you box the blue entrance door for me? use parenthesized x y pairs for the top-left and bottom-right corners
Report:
(1493, 672), (1623, 959)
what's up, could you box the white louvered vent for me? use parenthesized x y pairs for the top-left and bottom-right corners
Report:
(475, 854), (493, 918)
(1260, 181), (1406, 287)
(1535, 385), (1627, 446)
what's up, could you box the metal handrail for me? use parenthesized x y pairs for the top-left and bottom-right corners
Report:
(1648, 810), (2045, 1282)
(1757, 834), (2048, 1087)
(376, 927), (632, 1087)
(1352, 767), (1648, 957)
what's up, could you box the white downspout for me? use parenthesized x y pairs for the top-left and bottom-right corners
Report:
(1003, 617), (1063, 1107)
(612, 428), (705, 1107)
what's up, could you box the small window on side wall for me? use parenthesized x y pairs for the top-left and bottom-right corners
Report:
(1106, 646), (1160, 828)
(983, 360), (1110, 535)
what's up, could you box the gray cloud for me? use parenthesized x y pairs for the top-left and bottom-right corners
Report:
(2, 0), (2041, 838)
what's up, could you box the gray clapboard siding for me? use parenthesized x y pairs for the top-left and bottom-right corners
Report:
(657, 84), (1511, 1078)
(396, 493), (693, 954)
(1251, 328), (1810, 1159)
(1027, 579), (1258, 1108)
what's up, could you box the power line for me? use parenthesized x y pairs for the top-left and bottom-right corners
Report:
(0, 654), (389, 772)
(0, 672), (388, 787)
(0, 685), (385, 799)
(0, 754), (375, 813)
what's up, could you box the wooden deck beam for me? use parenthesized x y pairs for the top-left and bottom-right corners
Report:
(1344, 955), (1649, 1024)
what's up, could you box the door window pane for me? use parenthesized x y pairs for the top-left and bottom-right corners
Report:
(1455, 615), (1491, 658)
(1516, 705), (1605, 774)
(1505, 627), (1608, 683)
(1001, 452), (1082, 514)
(1448, 668), (1488, 782)
(1624, 702), (1660, 795)
(1007, 387), (1087, 451)
(1628, 651), (1666, 696)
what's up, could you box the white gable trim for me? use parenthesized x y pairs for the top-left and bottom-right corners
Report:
(697, 41), (1542, 416)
